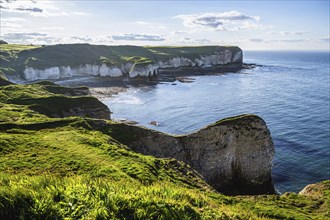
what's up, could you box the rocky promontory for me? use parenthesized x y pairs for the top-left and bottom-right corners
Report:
(103, 114), (275, 195)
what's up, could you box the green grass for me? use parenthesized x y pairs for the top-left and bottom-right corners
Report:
(0, 81), (329, 219)
(146, 46), (241, 62)
(0, 44), (40, 52)
(0, 82), (109, 119)
(0, 174), (229, 219)
(0, 44), (41, 76)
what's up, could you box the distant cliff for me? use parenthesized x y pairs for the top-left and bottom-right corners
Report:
(0, 44), (243, 81)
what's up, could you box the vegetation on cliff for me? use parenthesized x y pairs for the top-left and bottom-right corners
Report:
(0, 78), (329, 219)
(0, 44), (242, 79)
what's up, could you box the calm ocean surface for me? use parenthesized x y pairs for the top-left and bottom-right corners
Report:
(102, 51), (330, 193)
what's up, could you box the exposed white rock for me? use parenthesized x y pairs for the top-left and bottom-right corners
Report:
(99, 64), (123, 77)
(129, 64), (159, 78)
(24, 67), (60, 81)
(121, 63), (134, 75)
(126, 114), (275, 195)
(23, 67), (38, 81)
(233, 51), (243, 63)
(59, 66), (72, 78)
(194, 58), (204, 67)
(158, 57), (193, 68)
(75, 64), (100, 76)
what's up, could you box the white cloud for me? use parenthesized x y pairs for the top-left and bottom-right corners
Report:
(268, 31), (308, 36)
(1, 31), (113, 45)
(0, 21), (23, 29)
(135, 21), (167, 30)
(250, 39), (264, 43)
(136, 21), (148, 25)
(111, 34), (166, 41)
(2, 32), (48, 44)
(1, 0), (88, 17)
(0, 17), (26, 31)
(277, 39), (305, 43)
(40, 26), (64, 31)
(249, 38), (306, 43)
(319, 37), (330, 42)
(70, 36), (92, 42)
(170, 31), (189, 35)
(174, 11), (261, 31)
(0, 17), (26, 22)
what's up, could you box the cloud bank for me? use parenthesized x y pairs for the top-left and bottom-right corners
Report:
(111, 34), (165, 41)
(174, 11), (261, 31)
(0, 0), (87, 17)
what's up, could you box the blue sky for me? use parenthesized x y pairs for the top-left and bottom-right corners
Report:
(0, 0), (329, 50)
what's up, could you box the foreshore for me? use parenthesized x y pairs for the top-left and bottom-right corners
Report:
(54, 63), (256, 99)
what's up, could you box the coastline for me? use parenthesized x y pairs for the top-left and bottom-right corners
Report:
(55, 63), (257, 100)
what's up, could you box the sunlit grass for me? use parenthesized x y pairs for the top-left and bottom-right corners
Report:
(0, 44), (40, 52)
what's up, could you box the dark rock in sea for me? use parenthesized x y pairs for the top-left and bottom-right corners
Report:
(149, 121), (159, 126)
(175, 77), (195, 83)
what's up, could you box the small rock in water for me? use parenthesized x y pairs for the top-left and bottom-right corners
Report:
(149, 121), (159, 126)
(175, 77), (195, 83)
(117, 119), (138, 125)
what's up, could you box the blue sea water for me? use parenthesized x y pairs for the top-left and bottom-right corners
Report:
(102, 51), (330, 193)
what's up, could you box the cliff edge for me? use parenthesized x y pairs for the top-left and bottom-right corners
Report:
(106, 114), (275, 195)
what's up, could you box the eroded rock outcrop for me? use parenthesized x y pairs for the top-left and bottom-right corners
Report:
(107, 114), (275, 195)
(299, 180), (330, 198)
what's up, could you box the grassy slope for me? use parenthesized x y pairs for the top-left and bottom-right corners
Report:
(0, 80), (329, 219)
(0, 44), (242, 78)
(0, 44), (40, 76)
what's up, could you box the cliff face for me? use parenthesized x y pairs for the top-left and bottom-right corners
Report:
(107, 114), (275, 195)
(22, 50), (243, 81)
(1, 44), (243, 81)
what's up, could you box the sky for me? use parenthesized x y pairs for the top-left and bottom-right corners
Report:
(0, 0), (329, 50)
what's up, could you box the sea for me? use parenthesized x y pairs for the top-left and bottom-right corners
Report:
(101, 51), (330, 193)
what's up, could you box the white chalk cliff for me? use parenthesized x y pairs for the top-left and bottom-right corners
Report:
(106, 114), (275, 195)
(22, 49), (242, 81)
